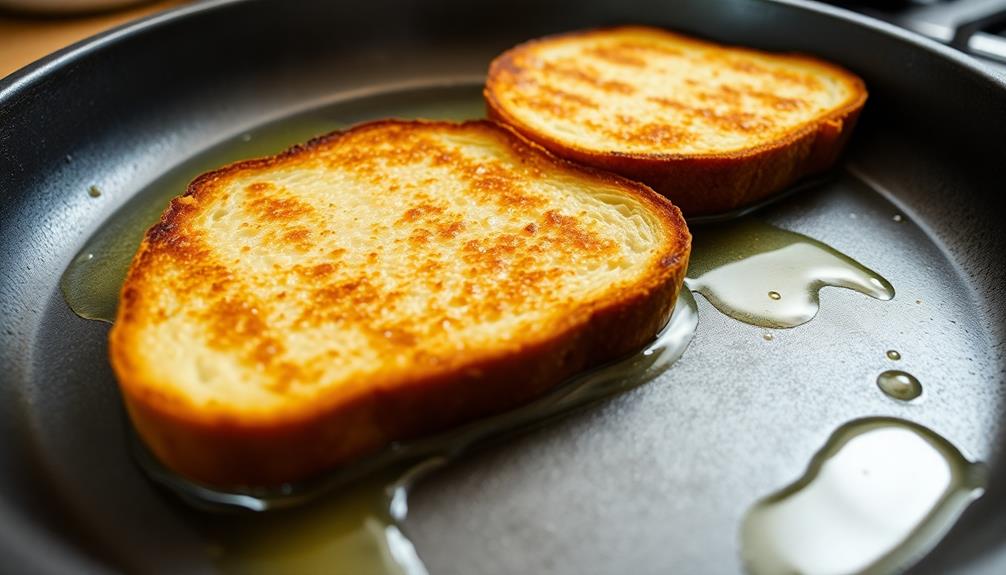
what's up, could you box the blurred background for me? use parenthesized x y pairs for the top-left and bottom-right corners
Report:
(0, 0), (186, 78)
(833, 0), (1006, 69)
(1, 0), (1004, 79)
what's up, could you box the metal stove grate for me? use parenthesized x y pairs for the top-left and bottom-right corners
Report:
(831, 0), (1006, 73)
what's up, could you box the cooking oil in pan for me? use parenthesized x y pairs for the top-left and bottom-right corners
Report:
(132, 291), (698, 575)
(198, 467), (426, 575)
(60, 83), (487, 322)
(685, 219), (894, 328)
(741, 417), (985, 575)
(877, 370), (923, 401)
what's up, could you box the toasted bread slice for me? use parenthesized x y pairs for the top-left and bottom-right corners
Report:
(109, 119), (690, 487)
(485, 26), (867, 216)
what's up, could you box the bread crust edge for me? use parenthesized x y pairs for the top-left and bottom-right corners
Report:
(484, 26), (868, 216)
(109, 119), (691, 488)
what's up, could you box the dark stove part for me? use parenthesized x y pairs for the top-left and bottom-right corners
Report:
(831, 0), (1006, 69)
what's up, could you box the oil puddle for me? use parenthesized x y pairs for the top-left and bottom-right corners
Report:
(741, 417), (986, 575)
(60, 82), (486, 322)
(134, 290), (698, 574)
(685, 219), (894, 328)
(195, 465), (429, 575)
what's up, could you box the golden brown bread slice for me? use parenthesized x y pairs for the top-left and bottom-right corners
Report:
(485, 26), (868, 216)
(109, 119), (690, 487)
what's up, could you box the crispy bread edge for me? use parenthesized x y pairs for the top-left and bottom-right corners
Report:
(108, 119), (690, 487)
(484, 26), (868, 216)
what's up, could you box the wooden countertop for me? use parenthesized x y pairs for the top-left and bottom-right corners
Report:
(0, 0), (187, 79)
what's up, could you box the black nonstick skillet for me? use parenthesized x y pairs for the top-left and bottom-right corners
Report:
(1, 0), (1005, 573)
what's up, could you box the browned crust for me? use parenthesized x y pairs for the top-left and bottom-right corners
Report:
(109, 119), (690, 487)
(484, 26), (868, 216)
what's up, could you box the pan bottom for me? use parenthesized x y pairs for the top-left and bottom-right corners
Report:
(24, 80), (1000, 574)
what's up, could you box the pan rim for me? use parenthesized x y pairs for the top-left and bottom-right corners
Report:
(2, 0), (1006, 106)
(1, 0), (1005, 574)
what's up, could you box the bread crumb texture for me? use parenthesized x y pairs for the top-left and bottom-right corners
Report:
(112, 120), (686, 417)
(488, 26), (863, 156)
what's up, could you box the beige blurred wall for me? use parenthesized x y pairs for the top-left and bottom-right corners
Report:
(0, 0), (186, 79)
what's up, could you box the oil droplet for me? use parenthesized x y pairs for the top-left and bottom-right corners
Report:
(685, 220), (895, 328)
(886, 349), (901, 361)
(741, 417), (986, 575)
(877, 370), (922, 401)
(762, 333), (774, 341)
(88, 185), (102, 198)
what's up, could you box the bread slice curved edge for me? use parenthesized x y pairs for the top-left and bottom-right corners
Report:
(109, 119), (691, 488)
(484, 26), (868, 216)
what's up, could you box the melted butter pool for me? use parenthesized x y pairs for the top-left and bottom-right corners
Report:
(741, 417), (986, 575)
(686, 219), (894, 328)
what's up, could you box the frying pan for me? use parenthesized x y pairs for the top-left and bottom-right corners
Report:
(2, 0), (1005, 573)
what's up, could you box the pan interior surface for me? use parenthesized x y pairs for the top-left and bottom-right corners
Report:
(22, 81), (1006, 575)
(1, 1), (1004, 574)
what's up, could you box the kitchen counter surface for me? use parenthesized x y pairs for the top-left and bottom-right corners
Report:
(0, 1), (186, 79)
